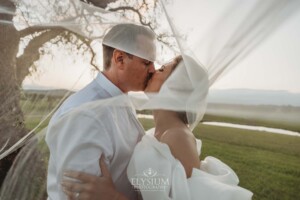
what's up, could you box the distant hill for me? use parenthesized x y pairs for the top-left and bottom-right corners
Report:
(23, 88), (300, 106)
(207, 89), (300, 106)
(24, 89), (74, 97)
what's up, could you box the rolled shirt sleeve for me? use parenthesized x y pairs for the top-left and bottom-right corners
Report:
(46, 109), (113, 200)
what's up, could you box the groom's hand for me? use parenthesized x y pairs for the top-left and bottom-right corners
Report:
(61, 155), (128, 200)
(145, 55), (182, 93)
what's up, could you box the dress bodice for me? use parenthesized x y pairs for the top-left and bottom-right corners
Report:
(127, 129), (253, 200)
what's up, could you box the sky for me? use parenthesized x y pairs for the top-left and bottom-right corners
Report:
(210, 8), (300, 93)
(22, 0), (300, 93)
(165, 0), (300, 93)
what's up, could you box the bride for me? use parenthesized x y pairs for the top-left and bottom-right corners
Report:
(60, 56), (253, 200)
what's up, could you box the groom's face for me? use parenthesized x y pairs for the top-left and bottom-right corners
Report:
(122, 35), (156, 91)
(123, 54), (155, 91)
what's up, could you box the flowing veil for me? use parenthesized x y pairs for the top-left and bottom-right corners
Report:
(0, 0), (299, 199)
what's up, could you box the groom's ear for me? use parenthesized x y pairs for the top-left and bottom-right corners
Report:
(112, 49), (125, 70)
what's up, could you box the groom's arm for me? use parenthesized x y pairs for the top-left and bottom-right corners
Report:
(46, 110), (114, 199)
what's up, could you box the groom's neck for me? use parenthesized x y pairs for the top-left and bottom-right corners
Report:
(102, 70), (127, 93)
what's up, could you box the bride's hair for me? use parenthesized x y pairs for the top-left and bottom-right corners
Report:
(177, 112), (189, 124)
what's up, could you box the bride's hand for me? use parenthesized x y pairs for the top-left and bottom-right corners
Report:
(145, 55), (182, 93)
(61, 155), (127, 200)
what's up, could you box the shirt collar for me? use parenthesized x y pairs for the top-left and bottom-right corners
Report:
(95, 72), (123, 97)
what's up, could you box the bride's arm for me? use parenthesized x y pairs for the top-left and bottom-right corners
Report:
(61, 156), (128, 200)
(159, 127), (200, 178)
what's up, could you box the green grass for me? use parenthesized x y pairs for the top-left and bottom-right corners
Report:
(194, 123), (300, 157)
(22, 102), (300, 200)
(203, 113), (300, 133)
(139, 118), (300, 200)
(24, 116), (51, 132)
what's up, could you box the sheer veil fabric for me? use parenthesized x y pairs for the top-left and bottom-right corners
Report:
(0, 0), (299, 198)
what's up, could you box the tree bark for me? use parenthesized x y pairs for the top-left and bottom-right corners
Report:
(0, 0), (26, 186)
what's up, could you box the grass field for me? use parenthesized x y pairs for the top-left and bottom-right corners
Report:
(24, 116), (300, 199)
(139, 118), (300, 200)
(205, 103), (300, 132)
(22, 101), (300, 200)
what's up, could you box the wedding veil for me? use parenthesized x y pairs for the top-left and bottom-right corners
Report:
(0, 0), (299, 198)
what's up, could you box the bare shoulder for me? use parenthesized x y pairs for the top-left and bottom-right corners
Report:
(159, 127), (196, 149)
(159, 127), (200, 177)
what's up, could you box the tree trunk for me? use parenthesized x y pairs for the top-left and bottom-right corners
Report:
(0, 0), (26, 186)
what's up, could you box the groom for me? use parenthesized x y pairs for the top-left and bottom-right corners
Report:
(45, 23), (164, 200)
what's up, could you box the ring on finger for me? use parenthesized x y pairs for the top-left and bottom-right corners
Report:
(75, 192), (80, 200)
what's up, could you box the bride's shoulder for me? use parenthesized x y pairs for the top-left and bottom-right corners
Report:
(159, 126), (200, 177)
(159, 127), (196, 147)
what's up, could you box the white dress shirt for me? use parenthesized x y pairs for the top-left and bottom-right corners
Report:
(46, 73), (145, 200)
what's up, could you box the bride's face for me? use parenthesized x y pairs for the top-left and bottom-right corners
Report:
(145, 56), (182, 93)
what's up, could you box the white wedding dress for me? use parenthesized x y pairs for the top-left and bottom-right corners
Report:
(127, 129), (253, 200)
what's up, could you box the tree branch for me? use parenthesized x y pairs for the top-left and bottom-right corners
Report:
(108, 6), (152, 28)
(17, 26), (64, 38)
(84, 0), (116, 9)
(16, 29), (65, 85)
(69, 32), (99, 71)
